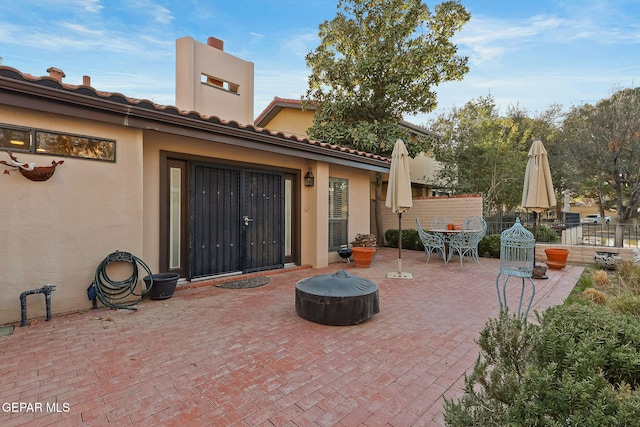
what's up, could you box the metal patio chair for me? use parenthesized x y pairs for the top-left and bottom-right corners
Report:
(416, 218), (447, 264)
(448, 216), (487, 266)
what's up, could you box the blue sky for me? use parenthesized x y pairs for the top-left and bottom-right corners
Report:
(2, 0), (640, 125)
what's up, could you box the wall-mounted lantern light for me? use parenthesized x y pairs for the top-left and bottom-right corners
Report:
(304, 166), (315, 187)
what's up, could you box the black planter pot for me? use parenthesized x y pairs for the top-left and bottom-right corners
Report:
(143, 273), (179, 300)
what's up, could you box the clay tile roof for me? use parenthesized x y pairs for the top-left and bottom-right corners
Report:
(0, 66), (391, 166)
(254, 96), (316, 128)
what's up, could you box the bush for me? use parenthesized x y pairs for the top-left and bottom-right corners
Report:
(444, 305), (640, 426)
(478, 234), (501, 258)
(524, 223), (558, 243)
(384, 229), (424, 251)
(535, 304), (640, 387)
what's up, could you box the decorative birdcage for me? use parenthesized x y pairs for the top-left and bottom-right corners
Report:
(496, 218), (536, 319)
(499, 218), (535, 277)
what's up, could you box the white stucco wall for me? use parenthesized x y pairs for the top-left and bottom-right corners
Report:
(0, 107), (377, 324)
(0, 106), (144, 325)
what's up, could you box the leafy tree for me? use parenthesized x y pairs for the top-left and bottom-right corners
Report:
(560, 88), (640, 245)
(304, 0), (470, 240)
(428, 96), (561, 211)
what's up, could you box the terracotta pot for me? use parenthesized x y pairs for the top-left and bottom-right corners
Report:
(545, 248), (569, 270)
(351, 247), (376, 268)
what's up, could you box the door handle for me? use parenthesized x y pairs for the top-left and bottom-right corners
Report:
(243, 216), (254, 226)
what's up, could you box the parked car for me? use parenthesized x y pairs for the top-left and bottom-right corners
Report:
(581, 214), (611, 224)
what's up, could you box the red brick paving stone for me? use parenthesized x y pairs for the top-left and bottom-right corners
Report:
(363, 407), (396, 426)
(290, 404), (327, 426)
(339, 406), (372, 426)
(316, 398), (360, 426)
(267, 403), (304, 426)
(390, 407), (422, 426)
(294, 389), (326, 411)
(0, 249), (581, 426)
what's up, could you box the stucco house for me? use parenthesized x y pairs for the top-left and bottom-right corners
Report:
(0, 37), (389, 325)
(254, 97), (445, 198)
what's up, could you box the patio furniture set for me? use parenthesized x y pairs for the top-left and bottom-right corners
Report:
(416, 215), (488, 266)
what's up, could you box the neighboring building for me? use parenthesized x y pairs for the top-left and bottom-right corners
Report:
(254, 97), (316, 139)
(0, 37), (389, 325)
(255, 97), (444, 198)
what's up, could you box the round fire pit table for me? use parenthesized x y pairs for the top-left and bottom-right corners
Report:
(295, 270), (379, 326)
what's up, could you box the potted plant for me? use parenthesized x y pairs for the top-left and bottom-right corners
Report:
(350, 234), (377, 268)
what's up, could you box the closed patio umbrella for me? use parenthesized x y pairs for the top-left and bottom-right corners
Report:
(521, 139), (556, 273)
(385, 139), (413, 279)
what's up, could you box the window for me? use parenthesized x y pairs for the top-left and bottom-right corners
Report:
(169, 166), (183, 269)
(35, 131), (115, 161)
(201, 73), (239, 94)
(0, 123), (115, 162)
(328, 177), (348, 251)
(161, 158), (188, 278)
(0, 125), (31, 150)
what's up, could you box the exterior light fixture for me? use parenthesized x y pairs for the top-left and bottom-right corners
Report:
(304, 167), (315, 187)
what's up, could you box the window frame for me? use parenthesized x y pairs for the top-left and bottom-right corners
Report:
(328, 177), (349, 252)
(0, 123), (116, 162)
(0, 124), (32, 151)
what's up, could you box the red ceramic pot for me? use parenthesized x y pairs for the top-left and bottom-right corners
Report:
(351, 247), (376, 268)
(545, 248), (569, 270)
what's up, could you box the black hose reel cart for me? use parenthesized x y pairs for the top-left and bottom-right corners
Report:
(88, 250), (179, 310)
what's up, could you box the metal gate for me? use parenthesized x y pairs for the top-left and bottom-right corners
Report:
(190, 163), (284, 278)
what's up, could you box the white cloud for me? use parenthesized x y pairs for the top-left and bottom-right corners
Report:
(283, 31), (318, 58)
(58, 22), (105, 37)
(456, 14), (570, 66)
(29, 0), (103, 13)
(125, 0), (174, 24)
(149, 5), (174, 25)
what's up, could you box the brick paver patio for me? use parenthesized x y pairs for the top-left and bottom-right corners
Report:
(0, 248), (582, 426)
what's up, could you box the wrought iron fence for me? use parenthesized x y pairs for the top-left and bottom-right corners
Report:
(484, 211), (640, 248)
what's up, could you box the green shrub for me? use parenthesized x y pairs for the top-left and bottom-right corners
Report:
(384, 229), (398, 247)
(478, 234), (501, 258)
(535, 304), (640, 388)
(444, 306), (640, 426)
(525, 223), (558, 243)
(384, 229), (424, 251)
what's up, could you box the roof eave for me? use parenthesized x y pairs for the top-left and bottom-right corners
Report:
(0, 71), (390, 172)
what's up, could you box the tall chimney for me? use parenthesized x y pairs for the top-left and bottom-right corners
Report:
(207, 37), (224, 51)
(83, 75), (91, 86)
(46, 67), (65, 82)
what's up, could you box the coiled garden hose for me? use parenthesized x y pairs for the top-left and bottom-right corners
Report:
(91, 250), (153, 311)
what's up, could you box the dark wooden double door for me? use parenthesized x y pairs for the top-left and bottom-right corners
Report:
(190, 163), (285, 278)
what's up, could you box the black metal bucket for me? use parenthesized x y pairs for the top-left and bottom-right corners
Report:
(143, 273), (179, 300)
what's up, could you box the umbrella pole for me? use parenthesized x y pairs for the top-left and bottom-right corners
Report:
(398, 212), (402, 273)
(387, 212), (412, 279)
(532, 211), (537, 267)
